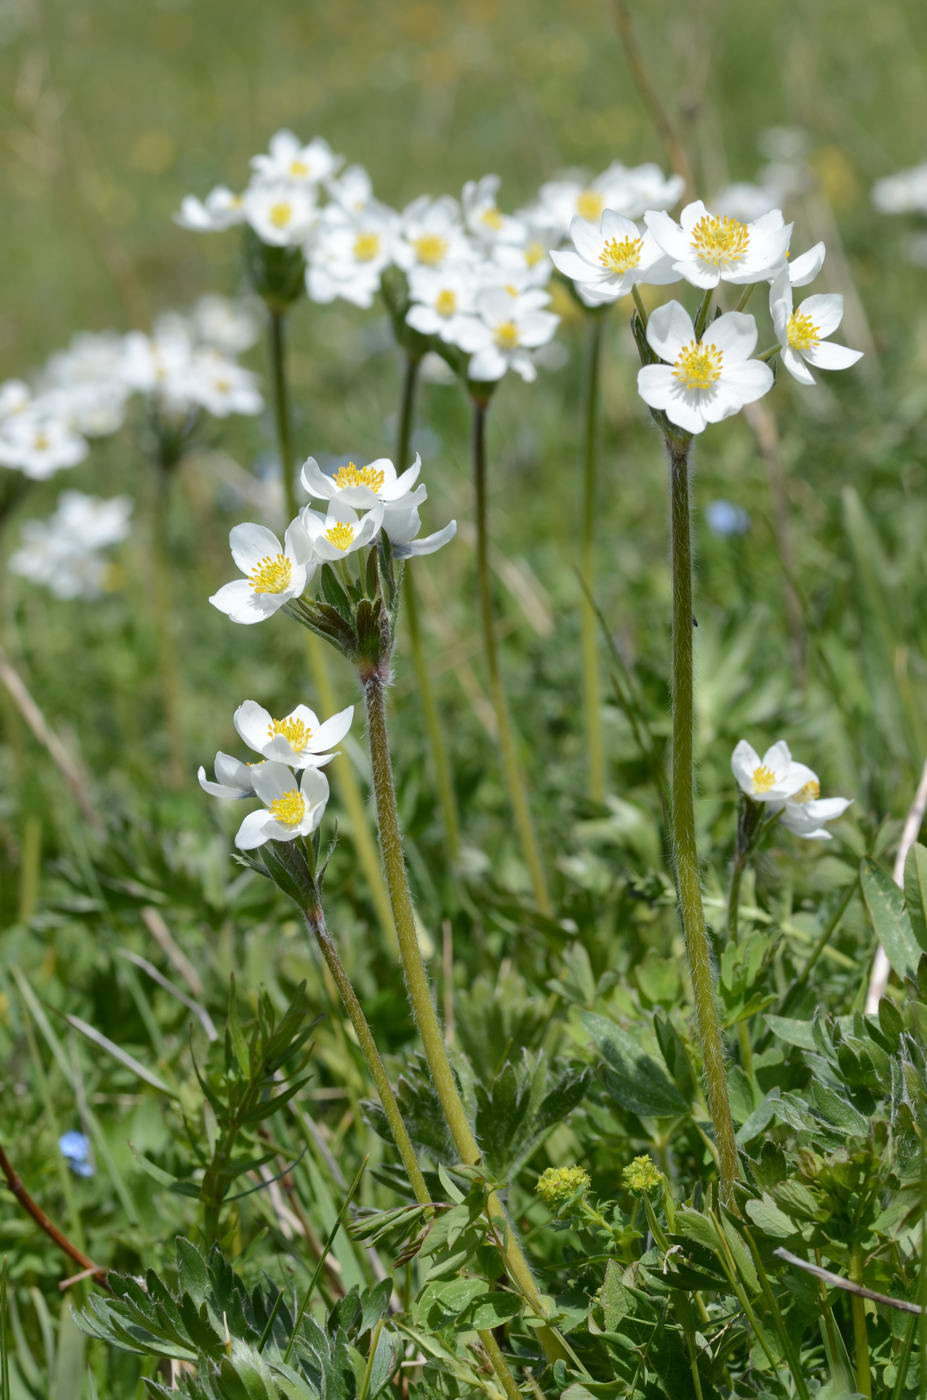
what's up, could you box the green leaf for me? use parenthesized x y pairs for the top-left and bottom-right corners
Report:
(65, 1014), (175, 1095)
(745, 1194), (797, 1240)
(903, 843), (927, 953)
(861, 858), (920, 981)
(582, 1012), (688, 1117)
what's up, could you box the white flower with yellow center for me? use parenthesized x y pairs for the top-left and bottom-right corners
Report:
(780, 789), (853, 841)
(175, 186), (245, 233)
(0, 380), (30, 420)
(396, 195), (470, 272)
(636, 302), (773, 436)
(243, 179), (318, 247)
(0, 409), (87, 479)
(405, 266), (479, 345)
(306, 201), (399, 308)
(731, 740), (819, 804)
(301, 454), (425, 513)
(770, 273), (862, 386)
(550, 210), (679, 306)
(234, 763), (330, 851)
(326, 163), (375, 214)
(250, 131), (341, 186)
(300, 500), (384, 562)
(461, 175), (523, 246)
(645, 199), (791, 288)
(233, 700), (353, 768)
(198, 753), (259, 800)
(210, 520), (315, 625)
(538, 161), (684, 238)
(455, 287), (559, 383)
(187, 349), (263, 418)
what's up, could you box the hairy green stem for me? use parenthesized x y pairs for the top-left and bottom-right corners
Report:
(471, 397), (552, 915)
(396, 353), (462, 862)
(580, 314), (606, 804)
(150, 465), (185, 788)
(268, 309), (299, 524)
(668, 442), (739, 1201)
(362, 670), (565, 1362)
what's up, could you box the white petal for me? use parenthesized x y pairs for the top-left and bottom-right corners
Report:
(234, 700), (274, 755)
(644, 209), (689, 259)
(720, 359), (774, 405)
(397, 519), (458, 557)
(299, 766), (331, 807)
(601, 210), (640, 242)
(309, 706), (354, 752)
(229, 522), (282, 576)
(209, 579), (281, 624)
(802, 341), (863, 371)
(215, 752), (255, 789)
(300, 457), (336, 500)
(663, 393), (706, 434)
(769, 271), (793, 342)
(800, 293), (844, 337)
(702, 311), (758, 362)
(781, 346), (816, 385)
(646, 300), (694, 364)
(762, 741), (793, 778)
(235, 809), (275, 850)
(284, 517), (315, 566)
(636, 364), (677, 410)
(789, 242), (825, 287)
(468, 345), (507, 381)
(731, 741), (761, 792)
(251, 761), (298, 806)
(569, 217), (604, 263)
(551, 249), (596, 280)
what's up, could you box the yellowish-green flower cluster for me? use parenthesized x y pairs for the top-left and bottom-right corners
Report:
(535, 1165), (591, 1209)
(622, 1155), (664, 1195)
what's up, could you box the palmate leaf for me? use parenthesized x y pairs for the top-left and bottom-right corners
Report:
(582, 1012), (689, 1118)
(473, 1049), (591, 1178)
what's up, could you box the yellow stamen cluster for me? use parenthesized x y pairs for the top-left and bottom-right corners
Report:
(791, 778), (821, 804)
(524, 240), (545, 267)
(353, 232), (381, 261)
(690, 213), (750, 265)
(481, 207), (504, 231)
(787, 310), (820, 351)
(249, 554), (293, 594)
(269, 716), (313, 751)
(268, 202), (293, 229)
(435, 288), (457, 316)
(269, 790), (305, 826)
(622, 1155), (664, 1196)
(325, 523), (356, 551)
(213, 378), (231, 394)
(494, 320), (520, 349)
(33, 433), (50, 451)
(535, 1165), (591, 1208)
(289, 159), (310, 177)
(673, 341), (724, 391)
(599, 236), (643, 275)
(414, 233), (448, 265)
(333, 462), (385, 493)
(751, 765), (778, 793)
(576, 189), (604, 221)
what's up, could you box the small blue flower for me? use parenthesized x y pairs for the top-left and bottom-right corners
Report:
(706, 499), (750, 536)
(58, 1131), (95, 1178)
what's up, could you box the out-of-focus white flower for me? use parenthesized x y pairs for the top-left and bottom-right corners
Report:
(306, 201), (399, 308)
(456, 287), (559, 383)
(210, 521), (315, 624)
(243, 179), (318, 247)
(538, 162), (683, 239)
(395, 195), (470, 272)
(383, 506), (457, 558)
(712, 181), (782, 222)
(300, 501), (384, 560)
(251, 131), (341, 186)
(405, 266), (479, 344)
(0, 410), (87, 478)
(636, 302), (773, 435)
(50, 491), (132, 549)
(188, 349), (264, 417)
(550, 210), (678, 305)
(301, 454), (425, 513)
(122, 327), (197, 413)
(491, 225), (555, 291)
(645, 200), (791, 288)
(731, 739), (818, 804)
(770, 274), (862, 386)
(191, 295), (261, 354)
(326, 163), (375, 213)
(234, 763), (330, 850)
(197, 753), (258, 799)
(176, 186), (245, 232)
(37, 331), (132, 438)
(0, 381), (30, 420)
(233, 700), (353, 768)
(462, 175), (523, 245)
(9, 492), (131, 597)
(872, 162), (927, 216)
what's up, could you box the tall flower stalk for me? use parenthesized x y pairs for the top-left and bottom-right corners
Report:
(471, 394), (552, 916)
(148, 442), (187, 790)
(579, 311), (607, 803)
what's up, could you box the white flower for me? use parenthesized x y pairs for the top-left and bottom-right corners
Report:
(301, 454), (425, 512)
(188, 349), (264, 417)
(243, 179), (318, 247)
(0, 380), (31, 419)
(770, 274), (862, 386)
(618, 162), (686, 219)
(233, 700), (353, 768)
(234, 763), (330, 851)
(461, 175), (523, 245)
(9, 492), (131, 598)
(712, 182), (782, 222)
(872, 162), (927, 216)
(780, 792), (853, 841)
(538, 162), (683, 238)
(491, 227), (555, 291)
(250, 131), (341, 186)
(198, 752), (258, 799)
(456, 287), (559, 383)
(306, 201), (399, 308)
(122, 328), (197, 413)
(0, 410), (87, 478)
(300, 501), (384, 561)
(383, 506), (457, 558)
(636, 302), (773, 435)
(395, 195), (470, 272)
(175, 186), (245, 233)
(731, 739), (818, 804)
(210, 520), (315, 625)
(405, 266), (479, 344)
(550, 210), (678, 305)
(645, 200), (791, 288)
(191, 295), (261, 354)
(49, 491), (132, 550)
(326, 163), (375, 213)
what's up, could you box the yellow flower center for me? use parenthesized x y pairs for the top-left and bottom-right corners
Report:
(33, 432), (50, 450)
(690, 214), (750, 266)
(289, 158), (310, 177)
(481, 207), (504, 231)
(672, 340), (724, 390)
(213, 378), (231, 393)
(268, 716), (313, 751)
(787, 310), (820, 351)
(494, 320), (520, 349)
(576, 189), (604, 221)
(599, 236), (643, 275)
(435, 288), (457, 316)
(332, 461), (386, 493)
(229, 194), (243, 208)
(325, 522), (356, 551)
(268, 202), (293, 229)
(791, 778), (821, 804)
(249, 554), (293, 594)
(269, 789), (305, 826)
(525, 240), (545, 267)
(751, 765), (777, 793)
(413, 233), (448, 265)
(353, 231), (381, 261)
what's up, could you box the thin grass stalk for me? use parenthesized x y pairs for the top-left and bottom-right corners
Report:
(668, 442), (739, 1200)
(362, 670), (566, 1363)
(580, 313), (606, 803)
(395, 353), (461, 862)
(849, 1244), (872, 1398)
(471, 396), (552, 916)
(266, 310), (396, 940)
(150, 463), (185, 788)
